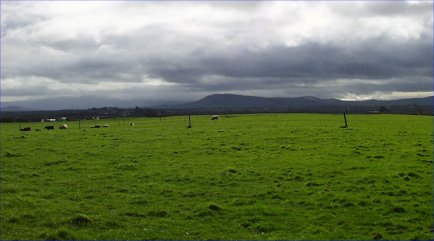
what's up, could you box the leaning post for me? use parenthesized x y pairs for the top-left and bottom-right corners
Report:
(343, 111), (348, 128)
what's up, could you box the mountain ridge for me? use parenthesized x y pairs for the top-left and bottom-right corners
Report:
(178, 93), (432, 109)
(1, 93), (432, 111)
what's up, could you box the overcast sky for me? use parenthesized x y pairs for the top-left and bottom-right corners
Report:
(1, 1), (432, 103)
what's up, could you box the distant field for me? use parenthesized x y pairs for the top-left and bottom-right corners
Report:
(0, 114), (432, 240)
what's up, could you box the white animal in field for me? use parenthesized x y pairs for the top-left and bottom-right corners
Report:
(211, 115), (219, 120)
(59, 124), (68, 129)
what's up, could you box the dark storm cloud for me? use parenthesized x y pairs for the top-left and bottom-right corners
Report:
(49, 38), (102, 52)
(334, 1), (432, 17)
(8, 56), (143, 84)
(1, 5), (48, 38)
(3, 85), (52, 97)
(363, 2), (432, 17)
(143, 35), (432, 91)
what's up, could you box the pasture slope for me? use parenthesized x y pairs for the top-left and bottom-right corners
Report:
(0, 114), (432, 240)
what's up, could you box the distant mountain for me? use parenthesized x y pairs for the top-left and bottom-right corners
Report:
(1, 94), (431, 112)
(177, 93), (432, 110)
(0, 106), (35, 112)
(178, 94), (342, 109)
(1, 96), (186, 111)
(357, 96), (433, 106)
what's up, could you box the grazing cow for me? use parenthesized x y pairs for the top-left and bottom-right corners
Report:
(59, 124), (68, 129)
(45, 125), (54, 130)
(211, 115), (219, 120)
(103, 125), (109, 128)
(92, 125), (101, 128)
(130, 123), (135, 126)
(20, 127), (31, 131)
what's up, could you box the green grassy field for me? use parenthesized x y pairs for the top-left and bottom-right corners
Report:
(0, 114), (432, 240)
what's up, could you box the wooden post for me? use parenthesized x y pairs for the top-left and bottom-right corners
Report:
(187, 115), (192, 128)
(342, 111), (348, 128)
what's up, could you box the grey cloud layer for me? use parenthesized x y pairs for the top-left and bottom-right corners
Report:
(1, 1), (432, 101)
(136, 37), (433, 92)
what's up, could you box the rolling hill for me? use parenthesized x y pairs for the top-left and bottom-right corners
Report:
(179, 93), (432, 109)
(1, 94), (431, 112)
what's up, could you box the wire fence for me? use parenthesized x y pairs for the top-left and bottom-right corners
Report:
(11, 115), (244, 131)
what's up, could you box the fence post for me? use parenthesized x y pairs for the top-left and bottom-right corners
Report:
(187, 115), (192, 128)
(342, 111), (348, 128)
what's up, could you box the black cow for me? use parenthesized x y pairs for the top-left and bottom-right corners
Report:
(45, 125), (54, 130)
